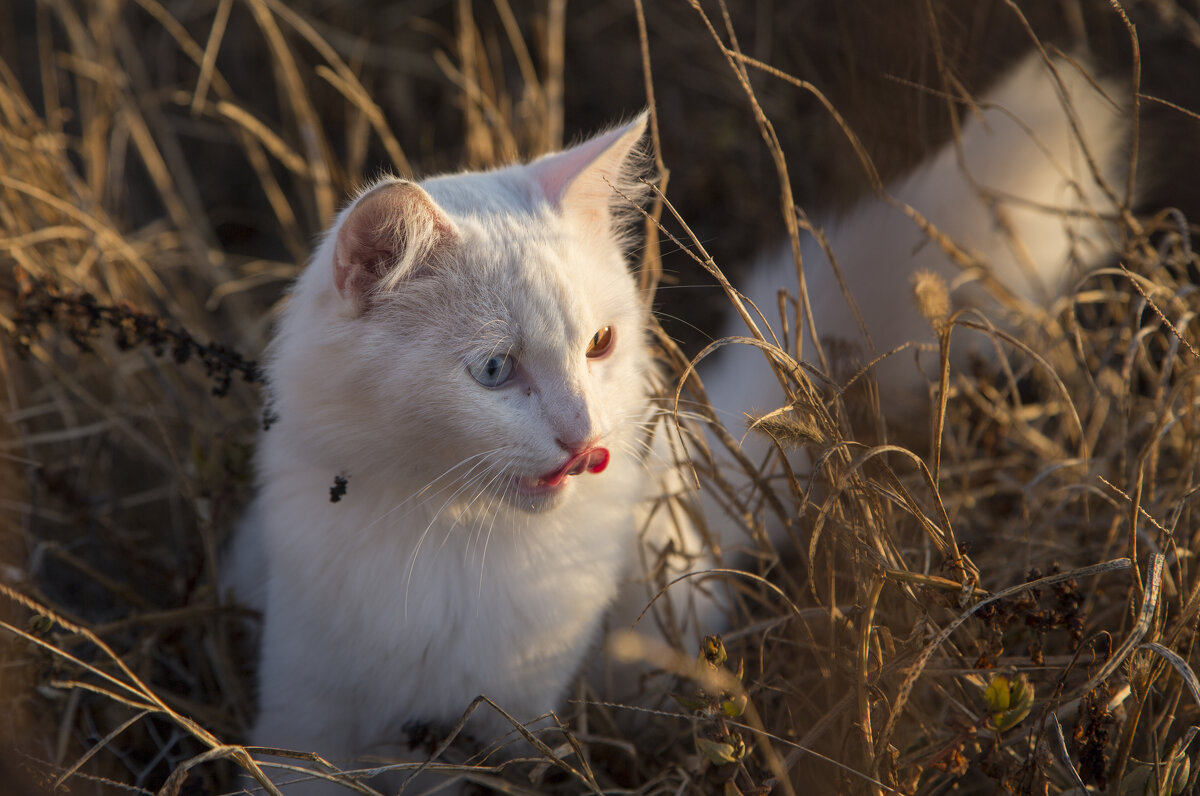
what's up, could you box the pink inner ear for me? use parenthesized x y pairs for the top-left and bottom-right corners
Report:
(333, 181), (457, 308)
(529, 114), (648, 208)
(333, 195), (395, 296)
(532, 129), (625, 203)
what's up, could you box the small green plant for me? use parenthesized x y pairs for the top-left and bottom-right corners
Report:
(674, 635), (767, 796)
(982, 672), (1034, 733)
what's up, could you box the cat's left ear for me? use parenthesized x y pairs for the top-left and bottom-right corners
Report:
(529, 111), (650, 228)
(333, 180), (459, 312)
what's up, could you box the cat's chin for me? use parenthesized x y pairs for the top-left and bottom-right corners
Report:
(507, 475), (571, 513)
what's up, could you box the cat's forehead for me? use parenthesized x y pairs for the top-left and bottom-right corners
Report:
(418, 169), (639, 342)
(426, 225), (631, 363)
(489, 227), (626, 340)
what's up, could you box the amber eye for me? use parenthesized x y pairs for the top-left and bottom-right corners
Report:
(585, 326), (614, 359)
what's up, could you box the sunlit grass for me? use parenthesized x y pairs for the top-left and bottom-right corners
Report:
(2, 1), (1200, 794)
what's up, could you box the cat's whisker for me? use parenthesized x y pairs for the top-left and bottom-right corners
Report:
(651, 311), (715, 340)
(406, 457), (498, 536)
(648, 398), (717, 416)
(433, 458), (507, 551)
(476, 467), (517, 599)
(603, 406), (703, 448)
(403, 450), (511, 617)
(641, 282), (725, 292)
(411, 447), (508, 501)
(611, 441), (641, 464)
(454, 459), (513, 561)
(654, 402), (745, 425)
(609, 429), (654, 458)
(361, 447), (507, 536)
(627, 233), (716, 260)
(616, 438), (668, 469)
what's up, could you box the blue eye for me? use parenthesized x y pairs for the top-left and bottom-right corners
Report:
(468, 353), (515, 387)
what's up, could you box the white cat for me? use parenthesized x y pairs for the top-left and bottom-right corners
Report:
(224, 115), (682, 793)
(226, 51), (1131, 795)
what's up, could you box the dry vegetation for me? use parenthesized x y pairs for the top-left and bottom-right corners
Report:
(3, 0), (1200, 794)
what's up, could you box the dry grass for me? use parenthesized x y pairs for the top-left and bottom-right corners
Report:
(2, 0), (1200, 794)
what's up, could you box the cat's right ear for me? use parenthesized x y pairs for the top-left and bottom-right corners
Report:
(529, 112), (650, 232)
(333, 180), (459, 311)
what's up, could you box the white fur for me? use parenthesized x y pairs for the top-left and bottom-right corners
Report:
(227, 116), (661, 793)
(703, 53), (1129, 457)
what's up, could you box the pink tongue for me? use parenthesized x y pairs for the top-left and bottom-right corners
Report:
(539, 447), (610, 487)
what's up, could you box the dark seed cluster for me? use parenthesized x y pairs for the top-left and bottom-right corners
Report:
(973, 563), (1084, 669)
(330, 474), (349, 503)
(12, 272), (260, 396)
(1073, 675), (1115, 788)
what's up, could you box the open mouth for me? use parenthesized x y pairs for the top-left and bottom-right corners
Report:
(516, 447), (610, 495)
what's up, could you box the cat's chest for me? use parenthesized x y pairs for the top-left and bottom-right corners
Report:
(388, 491), (630, 637)
(266, 468), (641, 724)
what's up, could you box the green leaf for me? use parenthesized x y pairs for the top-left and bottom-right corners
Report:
(27, 614), (54, 636)
(984, 673), (1034, 732)
(697, 737), (739, 766)
(983, 673), (1011, 714)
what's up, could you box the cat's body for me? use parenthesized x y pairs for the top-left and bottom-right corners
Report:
(227, 52), (1132, 794)
(226, 118), (685, 791)
(703, 53), (1128, 447)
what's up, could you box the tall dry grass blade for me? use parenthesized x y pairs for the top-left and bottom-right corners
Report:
(259, 0), (412, 177)
(191, 0), (233, 115)
(1004, 0), (1140, 233)
(1081, 554), (1163, 694)
(245, 0), (336, 223)
(632, 0), (667, 294)
(131, 0), (309, 260)
(1140, 641), (1200, 709)
(684, 0), (833, 374)
(543, 0), (566, 151)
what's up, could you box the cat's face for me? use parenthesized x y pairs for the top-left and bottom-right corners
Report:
(374, 205), (650, 513)
(275, 116), (653, 516)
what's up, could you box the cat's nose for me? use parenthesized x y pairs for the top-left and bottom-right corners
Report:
(555, 435), (597, 454)
(549, 388), (593, 451)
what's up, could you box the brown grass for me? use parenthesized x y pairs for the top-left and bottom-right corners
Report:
(2, 1), (1200, 794)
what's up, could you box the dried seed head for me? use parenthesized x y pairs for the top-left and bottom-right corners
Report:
(912, 268), (951, 332)
(749, 408), (826, 447)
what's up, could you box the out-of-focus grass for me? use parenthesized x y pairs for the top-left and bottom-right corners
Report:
(2, 1), (1200, 794)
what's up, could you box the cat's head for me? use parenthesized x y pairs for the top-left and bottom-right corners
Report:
(274, 114), (655, 514)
